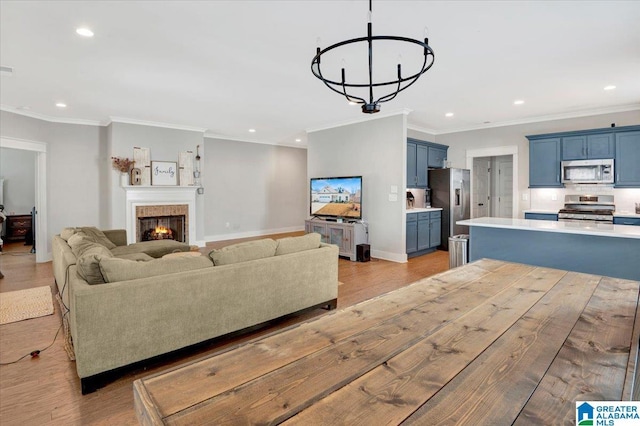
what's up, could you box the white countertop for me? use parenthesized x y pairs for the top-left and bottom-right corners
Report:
(523, 209), (559, 214)
(614, 212), (640, 218)
(407, 207), (443, 213)
(457, 217), (640, 239)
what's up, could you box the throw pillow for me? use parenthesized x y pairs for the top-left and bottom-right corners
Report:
(77, 226), (117, 250)
(110, 240), (190, 258)
(67, 232), (100, 257)
(208, 239), (277, 266)
(76, 245), (114, 284)
(99, 256), (213, 283)
(116, 253), (154, 261)
(276, 233), (322, 256)
(60, 227), (77, 241)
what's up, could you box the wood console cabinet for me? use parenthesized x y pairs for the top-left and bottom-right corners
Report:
(304, 219), (368, 261)
(5, 214), (32, 242)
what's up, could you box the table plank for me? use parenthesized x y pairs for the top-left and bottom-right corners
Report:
(403, 271), (601, 425)
(622, 283), (640, 401)
(165, 263), (537, 425)
(514, 276), (640, 425)
(281, 266), (568, 425)
(138, 261), (501, 418)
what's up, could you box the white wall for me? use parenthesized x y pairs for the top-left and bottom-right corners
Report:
(435, 110), (640, 217)
(203, 137), (307, 240)
(308, 113), (407, 262)
(0, 147), (36, 215)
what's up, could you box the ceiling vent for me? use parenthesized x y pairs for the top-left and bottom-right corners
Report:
(1, 66), (14, 76)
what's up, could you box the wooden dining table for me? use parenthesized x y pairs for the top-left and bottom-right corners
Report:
(133, 259), (640, 425)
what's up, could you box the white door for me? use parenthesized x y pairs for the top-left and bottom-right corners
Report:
(472, 157), (490, 218)
(497, 156), (513, 218)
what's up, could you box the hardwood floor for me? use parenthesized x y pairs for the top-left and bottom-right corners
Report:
(0, 236), (448, 425)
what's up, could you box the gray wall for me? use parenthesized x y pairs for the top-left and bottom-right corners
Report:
(203, 137), (307, 239)
(435, 110), (640, 216)
(308, 114), (407, 261)
(0, 111), (107, 256)
(108, 122), (205, 239)
(0, 147), (36, 215)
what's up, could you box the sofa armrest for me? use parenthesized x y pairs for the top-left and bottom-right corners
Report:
(102, 229), (127, 247)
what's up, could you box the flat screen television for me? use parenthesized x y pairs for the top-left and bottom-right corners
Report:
(310, 176), (362, 219)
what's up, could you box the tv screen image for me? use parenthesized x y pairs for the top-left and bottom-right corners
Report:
(310, 176), (362, 219)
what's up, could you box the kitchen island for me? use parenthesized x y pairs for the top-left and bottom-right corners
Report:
(457, 217), (640, 280)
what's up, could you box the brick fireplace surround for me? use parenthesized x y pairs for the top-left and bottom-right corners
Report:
(123, 186), (198, 245)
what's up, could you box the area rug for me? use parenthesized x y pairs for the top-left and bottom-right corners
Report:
(0, 286), (54, 325)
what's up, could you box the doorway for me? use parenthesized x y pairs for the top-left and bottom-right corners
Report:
(466, 146), (519, 219)
(0, 137), (48, 263)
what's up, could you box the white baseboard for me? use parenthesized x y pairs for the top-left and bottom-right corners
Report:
(203, 226), (305, 243)
(371, 249), (407, 263)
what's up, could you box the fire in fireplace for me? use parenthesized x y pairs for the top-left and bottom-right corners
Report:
(138, 215), (186, 242)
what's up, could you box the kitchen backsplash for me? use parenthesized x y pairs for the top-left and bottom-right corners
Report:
(530, 186), (640, 213)
(407, 188), (427, 208)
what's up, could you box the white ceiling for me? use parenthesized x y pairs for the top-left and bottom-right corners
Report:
(1, 0), (639, 146)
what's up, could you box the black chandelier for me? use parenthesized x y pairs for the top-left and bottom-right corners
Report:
(311, 0), (435, 114)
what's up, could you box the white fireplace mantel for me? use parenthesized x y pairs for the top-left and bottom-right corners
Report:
(123, 186), (198, 245)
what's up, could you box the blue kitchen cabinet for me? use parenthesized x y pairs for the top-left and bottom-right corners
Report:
(427, 146), (447, 168)
(524, 212), (558, 221)
(528, 137), (562, 188)
(407, 139), (449, 189)
(561, 133), (614, 160)
(429, 211), (442, 247)
(417, 212), (430, 251)
(615, 131), (640, 187)
(613, 217), (640, 226)
(406, 213), (418, 253)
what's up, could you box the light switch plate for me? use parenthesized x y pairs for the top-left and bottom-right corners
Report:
(551, 194), (558, 201)
(390, 185), (398, 194)
(522, 193), (528, 201)
(389, 194), (398, 202)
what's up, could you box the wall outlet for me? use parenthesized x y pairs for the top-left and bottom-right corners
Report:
(225, 222), (230, 229)
(389, 194), (398, 202)
(522, 193), (528, 201)
(551, 194), (557, 201)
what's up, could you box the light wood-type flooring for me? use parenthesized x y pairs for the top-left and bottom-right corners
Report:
(0, 234), (448, 425)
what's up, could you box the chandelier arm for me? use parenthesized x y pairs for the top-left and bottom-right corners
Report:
(313, 62), (367, 103)
(375, 54), (432, 104)
(311, 36), (433, 88)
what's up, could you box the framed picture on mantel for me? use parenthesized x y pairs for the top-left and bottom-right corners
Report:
(151, 161), (178, 186)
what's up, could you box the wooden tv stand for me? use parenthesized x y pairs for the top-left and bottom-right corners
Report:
(304, 218), (367, 261)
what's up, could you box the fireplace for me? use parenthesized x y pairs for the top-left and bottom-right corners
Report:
(124, 186), (199, 246)
(135, 204), (188, 243)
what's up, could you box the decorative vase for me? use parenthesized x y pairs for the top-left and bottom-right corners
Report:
(120, 173), (129, 187)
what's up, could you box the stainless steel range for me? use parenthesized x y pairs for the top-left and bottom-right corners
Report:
(558, 194), (614, 223)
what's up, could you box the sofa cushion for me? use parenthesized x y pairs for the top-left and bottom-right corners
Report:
(99, 256), (213, 283)
(60, 227), (77, 241)
(78, 226), (117, 250)
(116, 252), (154, 262)
(276, 233), (322, 256)
(209, 239), (277, 266)
(110, 240), (190, 258)
(68, 232), (104, 258)
(76, 245), (114, 284)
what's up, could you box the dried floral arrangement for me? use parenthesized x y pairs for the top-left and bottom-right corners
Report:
(111, 156), (135, 173)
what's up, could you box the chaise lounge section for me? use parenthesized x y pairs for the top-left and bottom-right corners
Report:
(52, 228), (339, 393)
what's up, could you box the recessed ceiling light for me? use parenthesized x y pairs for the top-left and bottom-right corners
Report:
(604, 85), (616, 91)
(514, 100), (524, 105)
(248, 129), (256, 133)
(445, 112), (454, 117)
(56, 102), (67, 108)
(76, 27), (94, 37)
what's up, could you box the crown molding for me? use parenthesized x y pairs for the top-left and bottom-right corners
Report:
(306, 108), (412, 134)
(1, 104), (105, 126)
(433, 104), (640, 135)
(406, 124), (438, 136)
(107, 116), (207, 133)
(203, 132), (307, 149)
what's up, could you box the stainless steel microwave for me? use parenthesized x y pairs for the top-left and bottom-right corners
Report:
(561, 159), (614, 184)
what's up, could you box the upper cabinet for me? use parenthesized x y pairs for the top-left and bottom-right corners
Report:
(562, 133), (614, 160)
(407, 138), (448, 189)
(615, 130), (640, 187)
(527, 125), (640, 188)
(529, 138), (562, 188)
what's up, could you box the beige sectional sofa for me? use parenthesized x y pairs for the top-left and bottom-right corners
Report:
(52, 228), (339, 394)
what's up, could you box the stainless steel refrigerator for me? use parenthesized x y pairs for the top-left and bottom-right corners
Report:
(428, 168), (470, 250)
